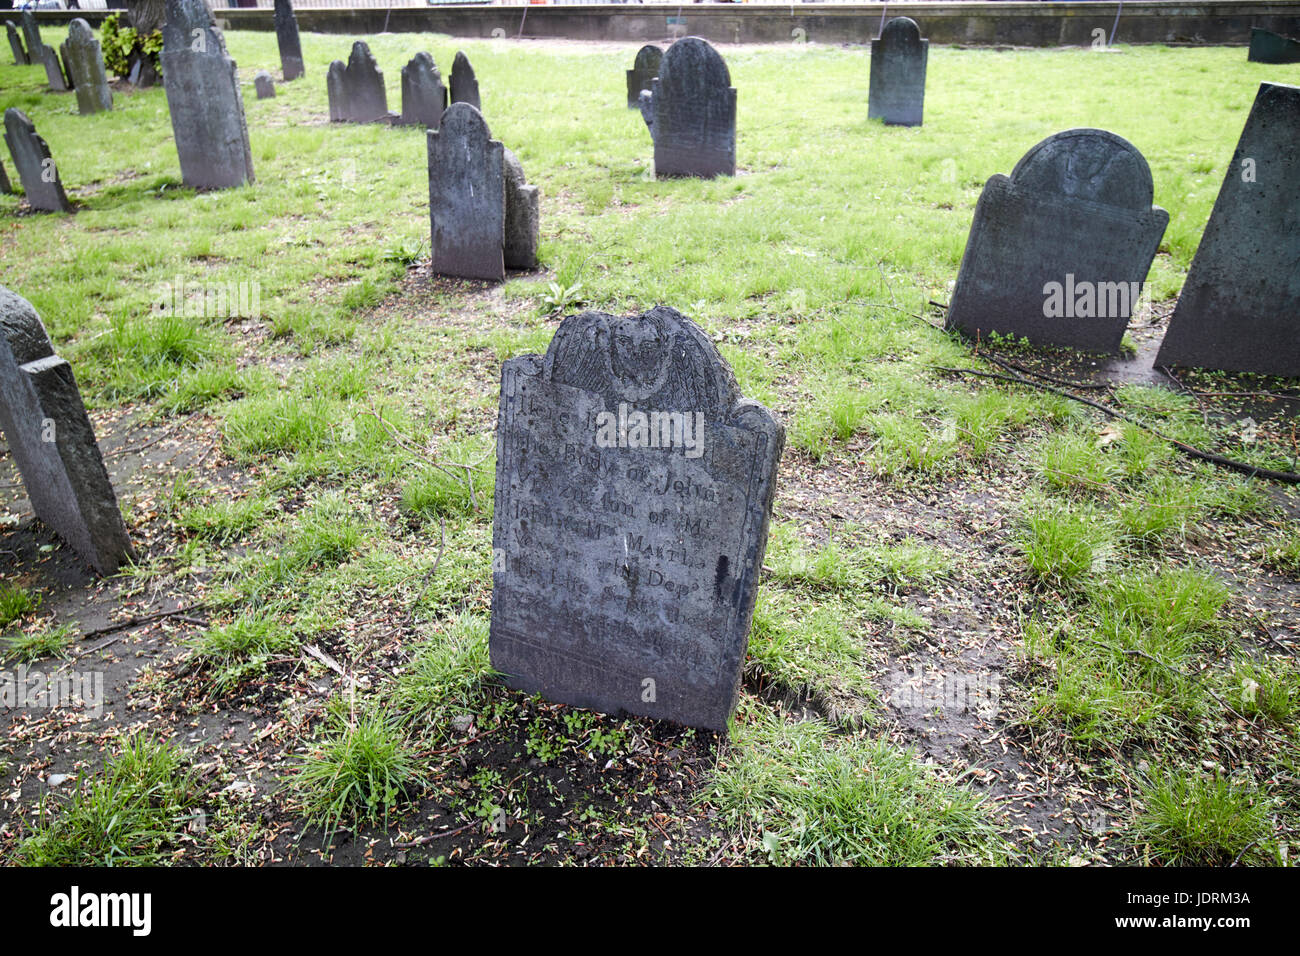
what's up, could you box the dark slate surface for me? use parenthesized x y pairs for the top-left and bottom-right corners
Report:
(868, 17), (928, 127)
(20, 10), (39, 59)
(326, 41), (388, 123)
(449, 51), (480, 111)
(489, 306), (783, 732)
(1248, 27), (1300, 64)
(160, 0), (255, 190)
(0, 154), (11, 194)
(428, 103), (505, 281)
(626, 43), (662, 108)
(1156, 83), (1300, 376)
(398, 52), (446, 129)
(0, 286), (134, 575)
(254, 70), (275, 99)
(946, 128), (1168, 354)
(38, 42), (69, 92)
(7, 21), (29, 66)
(3, 108), (72, 213)
(650, 37), (736, 178)
(274, 0), (304, 81)
(59, 41), (75, 90)
(503, 147), (539, 271)
(65, 19), (112, 115)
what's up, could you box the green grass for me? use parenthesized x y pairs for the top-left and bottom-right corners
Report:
(1131, 771), (1274, 866)
(389, 613), (492, 735)
(2, 622), (75, 663)
(185, 610), (297, 696)
(0, 583), (40, 629)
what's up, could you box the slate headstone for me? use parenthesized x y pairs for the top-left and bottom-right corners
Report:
(326, 42), (389, 124)
(868, 17), (928, 127)
(273, 0), (304, 81)
(946, 128), (1168, 354)
(58, 41), (76, 90)
(626, 44), (662, 108)
(20, 10), (39, 60)
(0, 285), (134, 575)
(254, 70), (275, 99)
(6, 20), (29, 66)
(398, 52), (446, 129)
(1156, 83), (1300, 376)
(449, 51), (480, 111)
(65, 19), (113, 115)
(160, 0), (254, 190)
(3, 108), (72, 214)
(1247, 27), (1300, 64)
(489, 305), (783, 731)
(427, 103), (538, 281)
(0, 155), (11, 195)
(645, 37), (736, 179)
(38, 43), (70, 92)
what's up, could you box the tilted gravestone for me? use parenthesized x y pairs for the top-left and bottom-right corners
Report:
(273, 0), (304, 81)
(327, 42), (390, 124)
(946, 128), (1168, 354)
(58, 41), (75, 90)
(20, 10), (39, 61)
(644, 37), (736, 179)
(1156, 83), (1300, 376)
(397, 52), (446, 129)
(449, 51), (480, 111)
(160, 0), (255, 190)
(626, 44), (662, 108)
(428, 103), (538, 281)
(65, 19), (113, 115)
(0, 286), (134, 575)
(0, 155), (11, 194)
(3, 108), (72, 214)
(254, 70), (275, 99)
(6, 20), (29, 66)
(38, 42), (70, 92)
(1248, 27), (1300, 64)
(868, 17), (928, 127)
(489, 306), (783, 731)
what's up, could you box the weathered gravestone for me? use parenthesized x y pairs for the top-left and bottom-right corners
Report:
(644, 37), (736, 179)
(254, 70), (275, 99)
(273, 0), (304, 81)
(626, 44), (662, 108)
(0, 155), (11, 195)
(3, 108), (72, 214)
(0, 286), (134, 575)
(160, 0), (254, 190)
(946, 128), (1168, 354)
(58, 41), (75, 90)
(6, 21), (29, 66)
(1248, 27), (1300, 64)
(868, 17), (928, 127)
(20, 10), (39, 62)
(398, 52), (446, 129)
(65, 20), (113, 115)
(327, 42), (390, 123)
(1156, 83), (1300, 376)
(38, 42), (70, 92)
(449, 51), (480, 111)
(489, 306), (783, 731)
(428, 103), (538, 281)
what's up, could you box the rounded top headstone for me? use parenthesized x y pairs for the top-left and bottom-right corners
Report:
(350, 41), (378, 70)
(880, 17), (922, 44)
(659, 37), (730, 91)
(0, 284), (55, 366)
(1010, 128), (1155, 210)
(634, 44), (663, 71)
(439, 101), (492, 140)
(68, 18), (94, 43)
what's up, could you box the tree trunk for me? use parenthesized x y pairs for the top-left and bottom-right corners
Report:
(125, 0), (168, 36)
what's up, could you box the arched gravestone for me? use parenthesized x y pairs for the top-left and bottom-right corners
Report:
(397, 52), (446, 129)
(946, 129), (1168, 354)
(254, 70), (275, 99)
(326, 42), (390, 124)
(0, 286), (134, 575)
(7, 21), (29, 66)
(38, 41), (69, 92)
(3, 108), (72, 214)
(646, 37), (736, 179)
(160, 0), (255, 190)
(65, 19), (113, 116)
(273, 0), (304, 81)
(626, 44), (662, 108)
(20, 10), (39, 61)
(1248, 28), (1300, 64)
(449, 51), (480, 111)
(869, 17), (928, 127)
(489, 306), (783, 732)
(1156, 83), (1300, 376)
(427, 103), (538, 281)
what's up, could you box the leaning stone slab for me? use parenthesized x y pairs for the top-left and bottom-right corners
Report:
(626, 44), (662, 108)
(254, 70), (275, 99)
(7, 20), (29, 66)
(0, 285), (134, 575)
(490, 306), (783, 732)
(3, 108), (72, 213)
(0, 155), (11, 194)
(1156, 83), (1300, 376)
(273, 0), (304, 81)
(160, 0), (254, 190)
(645, 37), (736, 179)
(869, 17), (928, 127)
(947, 128), (1168, 354)
(38, 43), (69, 92)
(327, 41), (389, 123)
(20, 10), (40, 59)
(427, 103), (538, 281)
(65, 19), (113, 115)
(1247, 27), (1300, 64)
(397, 52), (446, 129)
(449, 51), (480, 111)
